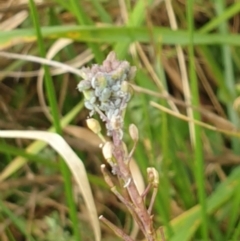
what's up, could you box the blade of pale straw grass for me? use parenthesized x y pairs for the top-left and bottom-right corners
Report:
(36, 38), (73, 121)
(0, 53), (101, 240)
(165, 0), (194, 143)
(0, 10), (28, 30)
(150, 101), (240, 138)
(0, 100), (84, 181)
(0, 130), (100, 241)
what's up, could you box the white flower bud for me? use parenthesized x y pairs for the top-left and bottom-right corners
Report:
(86, 118), (101, 134)
(102, 141), (113, 161)
(129, 124), (139, 142)
(77, 80), (91, 92)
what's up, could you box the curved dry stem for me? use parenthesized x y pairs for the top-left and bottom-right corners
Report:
(0, 130), (101, 241)
(0, 51), (84, 77)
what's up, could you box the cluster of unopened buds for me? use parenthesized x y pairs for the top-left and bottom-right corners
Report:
(78, 52), (161, 241)
(77, 51), (135, 138)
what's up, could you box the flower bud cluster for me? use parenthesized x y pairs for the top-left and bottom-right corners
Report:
(77, 52), (136, 138)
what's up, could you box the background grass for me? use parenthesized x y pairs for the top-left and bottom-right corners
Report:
(1, 0), (240, 241)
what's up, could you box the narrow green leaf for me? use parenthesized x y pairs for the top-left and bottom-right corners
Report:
(2, 26), (240, 50)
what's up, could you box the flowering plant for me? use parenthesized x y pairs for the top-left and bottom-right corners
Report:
(78, 52), (161, 241)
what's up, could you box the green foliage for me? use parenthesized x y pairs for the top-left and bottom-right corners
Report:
(39, 213), (76, 241)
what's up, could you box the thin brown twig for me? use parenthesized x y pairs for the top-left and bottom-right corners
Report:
(99, 215), (135, 241)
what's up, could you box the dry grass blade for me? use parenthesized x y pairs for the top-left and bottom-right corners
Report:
(133, 84), (235, 131)
(150, 101), (240, 138)
(0, 48), (95, 79)
(135, 43), (179, 113)
(64, 125), (103, 148)
(165, 0), (194, 144)
(0, 130), (101, 241)
(0, 51), (84, 77)
(0, 11), (28, 30)
(36, 38), (73, 121)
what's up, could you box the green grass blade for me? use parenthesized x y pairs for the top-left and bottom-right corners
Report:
(52, 0), (71, 12)
(232, 220), (240, 241)
(3, 26), (240, 49)
(69, 0), (104, 63)
(158, 63), (174, 237)
(187, 0), (208, 239)
(28, 1), (82, 240)
(168, 166), (240, 241)
(0, 199), (35, 241)
(114, 0), (154, 58)
(27, 1), (61, 133)
(90, 0), (112, 23)
(199, 2), (240, 33)
(0, 143), (58, 168)
(214, 0), (240, 154)
(225, 190), (240, 240)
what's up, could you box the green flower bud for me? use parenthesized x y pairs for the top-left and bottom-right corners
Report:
(83, 89), (95, 100)
(147, 167), (159, 187)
